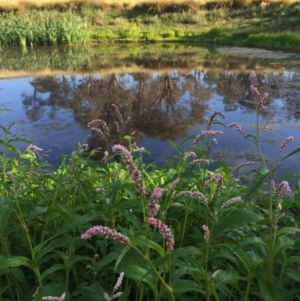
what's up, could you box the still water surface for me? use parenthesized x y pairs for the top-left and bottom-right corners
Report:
(1, 44), (300, 184)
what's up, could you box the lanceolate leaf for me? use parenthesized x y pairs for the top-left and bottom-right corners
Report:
(276, 227), (300, 237)
(256, 271), (284, 301)
(41, 264), (65, 280)
(215, 269), (242, 285)
(36, 236), (77, 263)
(135, 235), (166, 257)
(245, 167), (271, 202)
(281, 147), (300, 162)
(114, 244), (132, 271)
(119, 265), (158, 291)
(211, 209), (264, 241)
(92, 251), (119, 272)
(170, 279), (205, 294)
(273, 236), (294, 257)
(287, 256), (300, 264)
(0, 255), (32, 270)
(172, 246), (201, 258)
(245, 134), (256, 141)
(168, 141), (182, 155)
(285, 271), (300, 282)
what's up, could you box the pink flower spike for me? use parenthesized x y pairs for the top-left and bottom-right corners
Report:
(210, 138), (218, 146)
(231, 161), (254, 174)
(206, 111), (226, 130)
(277, 181), (291, 198)
(279, 136), (294, 152)
(228, 122), (244, 134)
(113, 272), (124, 292)
(81, 225), (130, 244)
(221, 196), (241, 208)
(249, 72), (257, 87)
(112, 144), (146, 195)
(202, 225), (210, 241)
(211, 111), (227, 121)
(205, 174), (223, 185)
(148, 187), (163, 217)
(42, 293), (66, 301)
(147, 217), (174, 253)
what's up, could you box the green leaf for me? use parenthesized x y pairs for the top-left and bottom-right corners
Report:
(280, 173), (300, 180)
(8, 137), (32, 144)
(273, 236), (294, 257)
(41, 264), (65, 280)
(245, 167), (271, 202)
(119, 265), (157, 291)
(168, 141), (182, 155)
(172, 246), (201, 258)
(135, 235), (166, 257)
(285, 271), (300, 282)
(8, 267), (26, 282)
(245, 134), (256, 141)
(276, 227), (300, 237)
(281, 147), (300, 162)
(0, 255), (32, 270)
(233, 248), (263, 273)
(173, 266), (203, 281)
(0, 204), (11, 233)
(256, 269), (284, 301)
(180, 135), (196, 145)
(294, 181), (300, 206)
(211, 209), (264, 241)
(171, 279), (205, 294)
(115, 244), (131, 271)
(36, 236), (77, 263)
(287, 256), (300, 264)
(53, 212), (97, 238)
(213, 120), (227, 128)
(0, 125), (9, 134)
(93, 251), (119, 272)
(29, 207), (48, 221)
(215, 269), (242, 285)
(49, 203), (74, 219)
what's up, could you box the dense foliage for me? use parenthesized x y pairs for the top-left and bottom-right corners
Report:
(0, 11), (88, 46)
(0, 1), (300, 50)
(1, 73), (300, 301)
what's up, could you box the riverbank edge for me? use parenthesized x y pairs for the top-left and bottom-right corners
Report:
(88, 30), (300, 52)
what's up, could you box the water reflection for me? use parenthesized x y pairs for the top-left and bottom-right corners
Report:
(21, 71), (211, 141)
(1, 44), (300, 183)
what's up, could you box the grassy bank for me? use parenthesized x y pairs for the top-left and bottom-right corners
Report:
(1, 73), (300, 301)
(0, 1), (300, 52)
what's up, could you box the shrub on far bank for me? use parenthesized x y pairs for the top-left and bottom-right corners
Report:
(242, 32), (300, 50)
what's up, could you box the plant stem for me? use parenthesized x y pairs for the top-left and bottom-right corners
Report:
(244, 279), (252, 301)
(131, 245), (175, 301)
(268, 180), (275, 284)
(255, 110), (267, 169)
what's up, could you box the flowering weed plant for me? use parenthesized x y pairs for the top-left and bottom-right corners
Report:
(1, 76), (300, 301)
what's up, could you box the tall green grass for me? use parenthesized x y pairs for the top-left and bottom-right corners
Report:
(0, 10), (89, 47)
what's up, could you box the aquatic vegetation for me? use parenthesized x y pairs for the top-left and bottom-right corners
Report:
(0, 10), (88, 47)
(0, 1), (300, 50)
(1, 75), (300, 300)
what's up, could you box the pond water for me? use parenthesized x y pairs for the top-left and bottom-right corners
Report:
(1, 43), (300, 186)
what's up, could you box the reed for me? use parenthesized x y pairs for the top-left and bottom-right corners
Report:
(0, 10), (88, 46)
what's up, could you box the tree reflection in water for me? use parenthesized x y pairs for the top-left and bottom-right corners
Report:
(21, 70), (212, 143)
